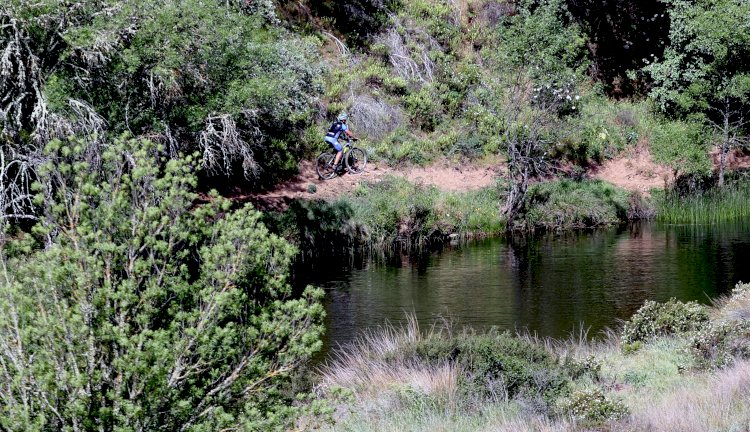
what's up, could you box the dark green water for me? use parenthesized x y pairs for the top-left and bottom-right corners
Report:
(302, 221), (750, 356)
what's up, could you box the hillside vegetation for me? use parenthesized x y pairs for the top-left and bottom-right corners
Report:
(1, 0), (750, 430)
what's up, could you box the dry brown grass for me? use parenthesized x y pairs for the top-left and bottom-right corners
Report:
(623, 360), (750, 431)
(318, 316), (460, 412)
(713, 282), (750, 323)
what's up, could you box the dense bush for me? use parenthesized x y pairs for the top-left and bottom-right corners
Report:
(522, 179), (630, 230)
(564, 98), (648, 162)
(621, 299), (710, 344)
(559, 387), (629, 423)
(0, 138), (325, 430)
(415, 331), (573, 407)
(1, 0), (324, 199)
(690, 282), (750, 369)
(691, 321), (750, 370)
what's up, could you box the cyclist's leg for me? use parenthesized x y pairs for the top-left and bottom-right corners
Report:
(327, 138), (344, 166)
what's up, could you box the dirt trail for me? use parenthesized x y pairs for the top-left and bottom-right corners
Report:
(248, 147), (750, 210)
(249, 159), (503, 210)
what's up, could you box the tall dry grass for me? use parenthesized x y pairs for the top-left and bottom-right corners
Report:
(318, 316), (459, 412)
(713, 282), (750, 323)
(624, 360), (750, 431)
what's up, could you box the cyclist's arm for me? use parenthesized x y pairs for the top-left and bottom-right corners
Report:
(344, 129), (358, 140)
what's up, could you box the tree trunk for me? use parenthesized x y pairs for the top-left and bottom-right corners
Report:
(719, 111), (730, 187)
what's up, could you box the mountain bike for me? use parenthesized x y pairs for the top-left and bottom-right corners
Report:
(316, 138), (368, 180)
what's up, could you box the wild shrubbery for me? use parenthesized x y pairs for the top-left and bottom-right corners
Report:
(690, 283), (750, 369)
(521, 179), (630, 230)
(1, 0), (324, 221)
(621, 299), (710, 344)
(0, 138), (325, 430)
(558, 387), (629, 424)
(414, 330), (574, 408)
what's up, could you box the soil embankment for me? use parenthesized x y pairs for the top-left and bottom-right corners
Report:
(249, 148), (750, 210)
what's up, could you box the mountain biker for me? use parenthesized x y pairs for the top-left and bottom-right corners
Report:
(325, 112), (357, 171)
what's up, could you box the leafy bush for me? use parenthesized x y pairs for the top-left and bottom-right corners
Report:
(567, 98), (646, 161)
(523, 179), (630, 229)
(621, 299), (710, 344)
(415, 331), (573, 406)
(690, 283), (750, 369)
(650, 120), (712, 177)
(559, 388), (629, 423)
(691, 321), (750, 370)
(4, 0), (324, 191)
(0, 138), (325, 430)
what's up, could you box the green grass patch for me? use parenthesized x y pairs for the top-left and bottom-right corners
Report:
(522, 179), (631, 229)
(655, 184), (750, 224)
(340, 176), (505, 246)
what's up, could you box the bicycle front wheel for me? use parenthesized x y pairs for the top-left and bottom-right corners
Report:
(316, 152), (337, 180)
(345, 147), (367, 174)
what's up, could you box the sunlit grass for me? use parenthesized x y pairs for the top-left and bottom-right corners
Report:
(337, 176), (506, 247)
(655, 185), (750, 224)
(316, 285), (750, 431)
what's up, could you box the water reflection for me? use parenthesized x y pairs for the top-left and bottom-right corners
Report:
(304, 221), (750, 356)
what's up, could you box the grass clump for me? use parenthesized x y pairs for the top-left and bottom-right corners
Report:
(655, 184), (750, 224)
(340, 176), (505, 246)
(621, 298), (710, 344)
(522, 179), (631, 230)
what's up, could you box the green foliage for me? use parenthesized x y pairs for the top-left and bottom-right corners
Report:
(415, 330), (573, 406)
(559, 388), (629, 423)
(5, 0), (324, 187)
(644, 0), (750, 116)
(690, 321), (750, 370)
(0, 138), (325, 430)
(691, 282), (750, 369)
(566, 98), (648, 161)
(487, 0), (588, 83)
(621, 299), (710, 344)
(339, 176), (505, 246)
(654, 184), (750, 224)
(650, 120), (712, 176)
(522, 180), (630, 229)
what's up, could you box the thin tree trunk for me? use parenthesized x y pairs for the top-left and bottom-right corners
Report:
(719, 110), (729, 187)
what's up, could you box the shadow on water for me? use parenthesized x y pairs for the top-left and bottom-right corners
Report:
(296, 219), (750, 361)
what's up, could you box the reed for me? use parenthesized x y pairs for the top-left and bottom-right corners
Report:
(656, 185), (750, 224)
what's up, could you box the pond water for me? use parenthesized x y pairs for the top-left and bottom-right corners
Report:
(300, 221), (750, 358)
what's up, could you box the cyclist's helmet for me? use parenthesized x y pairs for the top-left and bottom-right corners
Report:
(337, 112), (348, 122)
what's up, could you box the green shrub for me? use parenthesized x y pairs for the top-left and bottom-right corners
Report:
(563, 355), (603, 381)
(621, 299), (710, 344)
(691, 321), (750, 370)
(523, 180), (630, 229)
(559, 388), (629, 423)
(415, 331), (572, 405)
(0, 138), (325, 430)
(567, 98), (648, 162)
(650, 120), (712, 177)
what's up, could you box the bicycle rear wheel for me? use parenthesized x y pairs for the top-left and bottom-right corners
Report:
(345, 147), (367, 174)
(316, 152), (337, 179)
